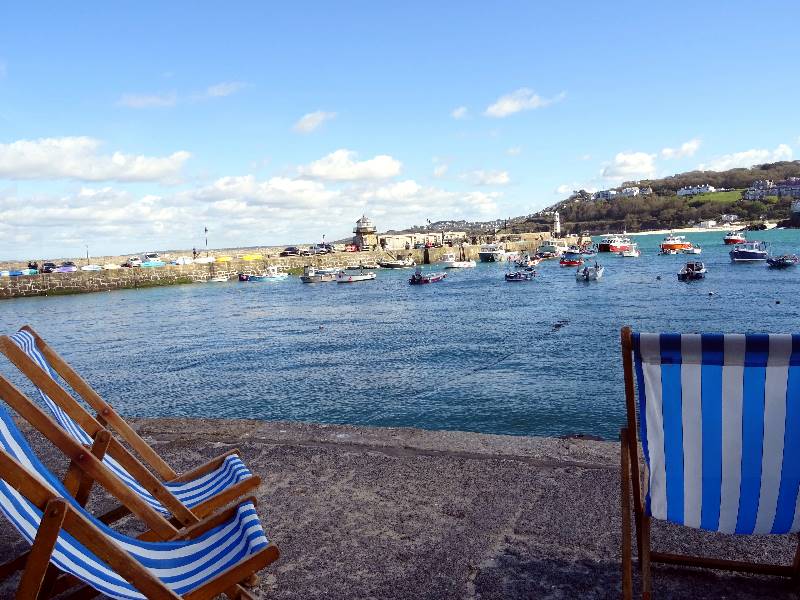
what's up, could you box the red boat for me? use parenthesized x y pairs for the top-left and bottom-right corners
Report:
(559, 250), (583, 267)
(723, 231), (746, 245)
(597, 234), (632, 253)
(409, 268), (447, 284)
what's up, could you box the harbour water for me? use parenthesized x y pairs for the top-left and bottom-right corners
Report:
(1, 229), (798, 440)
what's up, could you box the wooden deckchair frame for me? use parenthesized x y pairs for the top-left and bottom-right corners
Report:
(0, 327), (260, 521)
(0, 373), (269, 599)
(619, 326), (800, 599)
(0, 447), (279, 600)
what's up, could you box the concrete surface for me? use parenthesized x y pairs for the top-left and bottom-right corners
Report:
(1, 418), (798, 599)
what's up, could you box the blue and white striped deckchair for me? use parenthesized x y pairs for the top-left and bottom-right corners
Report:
(0, 399), (278, 599)
(2, 328), (257, 520)
(620, 327), (800, 599)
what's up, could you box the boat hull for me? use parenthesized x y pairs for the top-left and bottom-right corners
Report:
(478, 252), (504, 263)
(301, 273), (336, 283)
(337, 273), (377, 283)
(409, 272), (447, 284)
(442, 260), (476, 268)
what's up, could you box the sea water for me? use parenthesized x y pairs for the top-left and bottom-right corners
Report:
(1, 229), (798, 440)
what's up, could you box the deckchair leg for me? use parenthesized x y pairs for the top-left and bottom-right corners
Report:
(17, 498), (67, 599)
(74, 430), (111, 506)
(620, 428), (633, 600)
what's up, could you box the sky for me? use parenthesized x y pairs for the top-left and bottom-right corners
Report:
(1, 1), (799, 259)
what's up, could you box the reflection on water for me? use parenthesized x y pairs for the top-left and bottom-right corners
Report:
(1, 229), (798, 440)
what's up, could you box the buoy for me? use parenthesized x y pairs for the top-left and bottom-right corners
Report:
(656, 276), (661, 281)
(776, 300), (781, 305)
(708, 292), (715, 296)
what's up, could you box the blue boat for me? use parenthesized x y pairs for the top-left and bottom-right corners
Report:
(729, 241), (768, 262)
(141, 260), (166, 268)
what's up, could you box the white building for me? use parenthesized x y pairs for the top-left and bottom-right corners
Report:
(698, 220), (718, 229)
(619, 186), (640, 198)
(720, 214), (739, 223)
(677, 184), (716, 197)
(553, 211), (561, 236)
(592, 189), (618, 201)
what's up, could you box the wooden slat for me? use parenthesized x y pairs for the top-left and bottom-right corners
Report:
(0, 373), (179, 539)
(650, 551), (794, 576)
(620, 326), (644, 558)
(171, 449), (240, 483)
(183, 544), (279, 600)
(17, 498), (67, 599)
(0, 339), (197, 527)
(22, 325), (178, 480)
(75, 430), (111, 506)
(170, 497), (258, 541)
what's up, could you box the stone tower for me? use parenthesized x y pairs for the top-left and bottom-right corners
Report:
(353, 215), (378, 250)
(553, 211), (561, 237)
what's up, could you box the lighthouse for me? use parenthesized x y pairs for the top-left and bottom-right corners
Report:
(553, 211), (561, 237)
(353, 215), (378, 250)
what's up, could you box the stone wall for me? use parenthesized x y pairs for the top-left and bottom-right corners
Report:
(0, 252), (388, 300)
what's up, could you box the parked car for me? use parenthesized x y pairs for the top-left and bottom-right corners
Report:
(280, 246), (300, 257)
(41, 262), (57, 273)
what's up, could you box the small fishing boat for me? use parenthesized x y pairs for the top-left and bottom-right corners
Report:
(505, 271), (537, 282)
(336, 269), (377, 283)
(141, 261), (166, 268)
(248, 266), (288, 281)
(730, 241), (768, 262)
(597, 234), (632, 253)
(723, 231), (746, 245)
(238, 273), (251, 281)
(659, 233), (693, 252)
(102, 263), (121, 270)
(80, 265), (102, 271)
(209, 275), (229, 282)
(300, 266), (337, 283)
(538, 239), (570, 257)
(441, 252), (476, 268)
(56, 263), (78, 273)
(576, 264), (604, 281)
(581, 244), (598, 258)
(514, 254), (540, 268)
(767, 254), (799, 269)
(379, 257), (415, 269)
(559, 249), (583, 267)
(478, 243), (506, 263)
(681, 246), (702, 255)
(677, 261), (706, 281)
(409, 267), (447, 285)
(171, 256), (194, 265)
(618, 244), (641, 258)
(20, 268), (38, 276)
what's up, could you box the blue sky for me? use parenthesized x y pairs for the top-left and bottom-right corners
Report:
(1, 1), (799, 259)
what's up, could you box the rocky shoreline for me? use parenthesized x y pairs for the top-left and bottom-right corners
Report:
(1, 418), (797, 598)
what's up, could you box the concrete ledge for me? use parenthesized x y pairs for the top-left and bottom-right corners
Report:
(1, 419), (797, 598)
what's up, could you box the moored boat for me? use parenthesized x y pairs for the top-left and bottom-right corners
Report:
(618, 244), (641, 258)
(378, 257), (415, 268)
(538, 239), (570, 257)
(478, 243), (506, 263)
(209, 275), (229, 282)
(505, 271), (536, 282)
(336, 269), (377, 283)
(300, 265), (337, 283)
(441, 252), (476, 268)
(559, 249), (583, 267)
(102, 263), (121, 270)
(409, 267), (446, 284)
(730, 241), (768, 262)
(514, 253), (540, 268)
(597, 234), (632, 253)
(677, 261), (706, 281)
(681, 246), (702, 255)
(723, 231), (746, 245)
(767, 254), (799, 269)
(659, 233), (693, 252)
(80, 265), (102, 271)
(141, 261), (166, 268)
(576, 263), (604, 281)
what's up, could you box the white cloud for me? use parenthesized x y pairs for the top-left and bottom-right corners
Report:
(293, 111), (337, 134)
(661, 138), (701, 159)
(698, 144), (793, 171)
(601, 151), (657, 181)
(433, 164), (448, 177)
(298, 149), (401, 180)
(0, 137), (190, 183)
(506, 146), (522, 156)
(485, 89), (566, 118)
(462, 169), (510, 186)
(204, 81), (246, 98)
(451, 106), (468, 120)
(117, 92), (177, 108)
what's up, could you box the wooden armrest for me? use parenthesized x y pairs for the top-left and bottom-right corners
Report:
(169, 496), (259, 541)
(170, 448), (241, 483)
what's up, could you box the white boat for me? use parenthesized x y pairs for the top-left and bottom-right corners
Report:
(102, 263), (121, 270)
(194, 256), (216, 264)
(336, 269), (377, 283)
(618, 244), (640, 258)
(538, 239), (570, 257)
(478, 243), (506, 262)
(172, 256), (194, 265)
(301, 266), (337, 283)
(682, 246), (702, 255)
(80, 264), (102, 271)
(441, 252), (476, 268)
(379, 257), (415, 268)
(576, 264), (605, 281)
(209, 275), (229, 282)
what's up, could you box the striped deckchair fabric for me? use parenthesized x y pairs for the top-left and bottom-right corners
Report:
(8, 329), (254, 516)
(632, 332), (800, 535)
(620, 326), (800, 599)
(0, 401), (276, 599)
